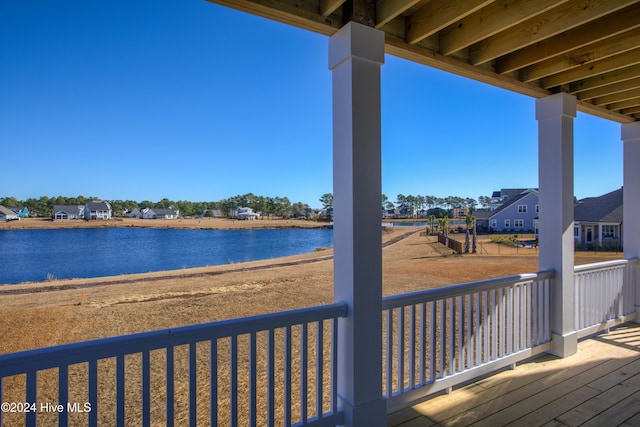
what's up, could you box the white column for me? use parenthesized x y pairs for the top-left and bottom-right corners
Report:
(622, 121), (640, 321)
(329, 22), (386, 427)
(536, 92), (578, 357)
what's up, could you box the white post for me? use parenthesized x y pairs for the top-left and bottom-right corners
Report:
(536, 92), (578, 357)
(622, 121), (640, 321)
(329, 22), (386, 427)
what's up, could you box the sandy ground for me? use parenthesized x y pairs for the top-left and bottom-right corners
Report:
(0, 227), (620, 355)
(0, 217), (329, 230)
(0, 226), (623, 426)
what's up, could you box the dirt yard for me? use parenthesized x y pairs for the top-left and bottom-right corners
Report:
(0, 227), (620, 355)
(0, 226), (623, 426)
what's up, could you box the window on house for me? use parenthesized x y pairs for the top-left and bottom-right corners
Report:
(535, 205), (539, 213)
(518, 205), (527, 213)
(490, 219), (497, 228)
(602, 225), (617, 238)
(504, 219), (510, 228)
(574, 226), (579, 237)
(514, 219), (524, 228)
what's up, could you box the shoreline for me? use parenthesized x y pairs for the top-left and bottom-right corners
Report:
(0, 226), (418, 292)
(0, 217), (332, 231)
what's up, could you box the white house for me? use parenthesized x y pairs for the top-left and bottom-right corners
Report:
(84, 201), (112, 220)
(142, 208), (179, 219)
(0, 205), (18, 221)
(53, 205), (85, 220)
(235, 207), (259, 220)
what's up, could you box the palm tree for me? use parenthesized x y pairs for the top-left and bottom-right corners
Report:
(464, 214), (473, 253)
(438, 216), (449, 247)
(472, 216), (478, 253)
(428, 214), (436, 235)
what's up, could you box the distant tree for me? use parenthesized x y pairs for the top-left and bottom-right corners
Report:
(464, 214), (473, 253)
(319, 193), (333, 211)
(478, 195), (491, 209)
(396, 194), (408, 217)
(382, 194), (395, 213)
(472, 216), (478, 253)
(465, 197), (478, 212)
(0, 197), (19, 207)
(428, 214), (436, 235)
(438, 216), (449, 248)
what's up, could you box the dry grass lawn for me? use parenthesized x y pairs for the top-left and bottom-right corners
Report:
(0, 225), (622, 426)
(0, 226), (620, 354)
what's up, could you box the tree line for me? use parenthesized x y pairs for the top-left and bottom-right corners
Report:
(1, 192), (492, 219)
(0, 193), (319, 219)
(384, 194), (491, 217)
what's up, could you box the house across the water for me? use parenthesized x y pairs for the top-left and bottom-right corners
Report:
(53, 205), (85, 220)
(574, 187), (623, 250)
(84, 201), (112, 220)
(0, 205), (19, 221)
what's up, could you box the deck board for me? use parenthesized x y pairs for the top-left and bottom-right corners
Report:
(388, 323), (640, 427)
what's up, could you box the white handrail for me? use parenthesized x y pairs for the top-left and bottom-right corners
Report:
(0, 302), (347, 427)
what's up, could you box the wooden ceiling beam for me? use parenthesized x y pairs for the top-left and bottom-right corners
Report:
(406, 0), (494, 45)
(622, 106), (640, 115)
(593, 87), (640, 106)
(542, 48), (640, 89)
(320, 0), (347, 17)
(469, 0), (636, 66)
(609, 98), (640, 111)
(375, 0), (421, 28)
(207, 0), (341, 36)
(520, 27), (640, 82)
(577, 76), (640, 101)
(571, 63), (640, 93)
(495, 3), (640, 74)
(439, 0), (564, 56)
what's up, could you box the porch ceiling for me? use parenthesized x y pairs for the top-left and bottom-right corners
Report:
(206, 0), (640, 123)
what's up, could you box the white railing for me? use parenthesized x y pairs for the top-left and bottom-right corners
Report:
(0, 303), (347, 427)
(574, 258), (639, 338)
(382, 271), (554, 412)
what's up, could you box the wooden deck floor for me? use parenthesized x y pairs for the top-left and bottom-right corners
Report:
(388, 323), (640, 427)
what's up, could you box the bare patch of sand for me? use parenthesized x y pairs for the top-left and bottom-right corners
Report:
(0, 217), (329, 230)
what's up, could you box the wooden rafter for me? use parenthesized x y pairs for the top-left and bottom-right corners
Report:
(406, 0), (493, 45)
(205, 0), (640, 123)
(470, 0), (637, 65)
(578, 77), (640, 101)
(495, 3), (640, 74)
(542, 48), (640, 89)
(375, 0), (420, 28)
(591, 89), (640, 106)
(439, 0), (566, 56)
(320, 0), (347, 17)
(520, 28), (640, 83)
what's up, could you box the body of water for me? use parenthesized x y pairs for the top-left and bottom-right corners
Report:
(0, 227), (333, 285)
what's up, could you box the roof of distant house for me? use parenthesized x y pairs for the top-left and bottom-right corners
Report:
(574, 188), (623, 223)
(86, 201), (110, 210)
(489, 190), (538, 217)
(151, 208), (179, 216)
(53, 205), (84, 213)
(0, 205), (17, 216)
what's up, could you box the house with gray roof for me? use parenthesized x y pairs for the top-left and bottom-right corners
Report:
(487, 189), (539, 233)
(6, 206), (29, 218)
(53, 205), (85, 220)
(142, 208), (179, 219)
(84, 201), (112, 220)
(490, 188), (537, 211)
(574, 188), (623, 250)
(0, 205), (19, 221)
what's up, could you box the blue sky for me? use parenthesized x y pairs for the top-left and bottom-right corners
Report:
(0, 0), (622, 208)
